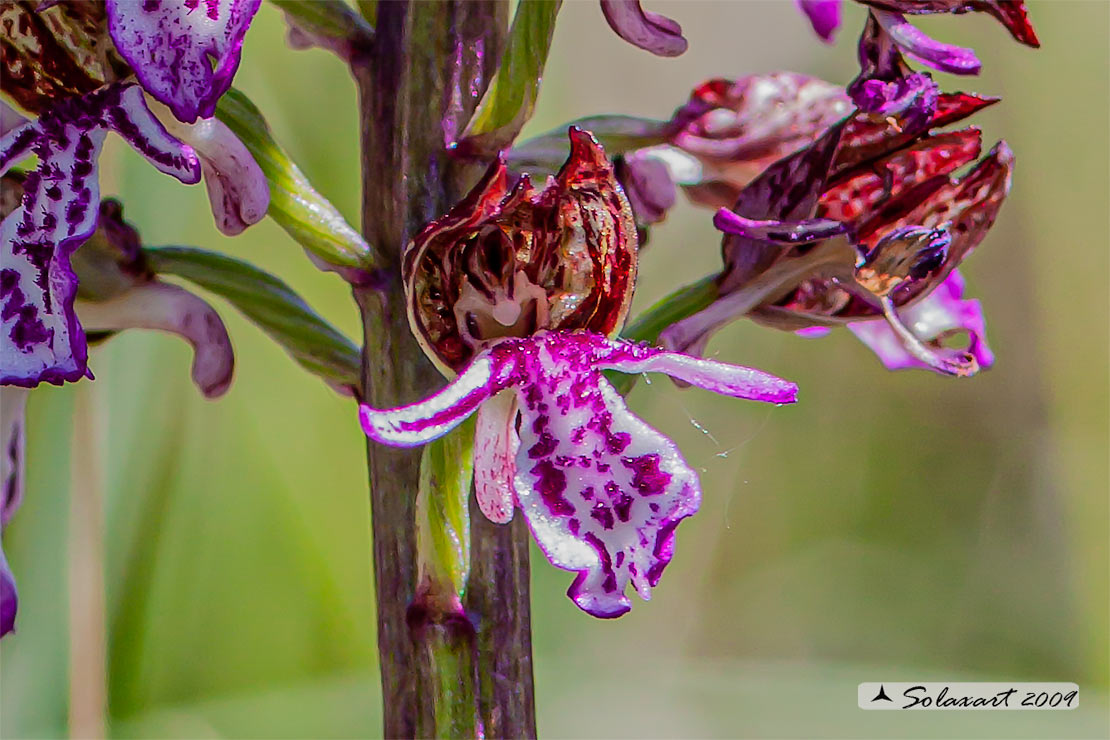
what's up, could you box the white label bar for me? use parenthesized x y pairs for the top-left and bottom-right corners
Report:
(858, 683), (1079, 710)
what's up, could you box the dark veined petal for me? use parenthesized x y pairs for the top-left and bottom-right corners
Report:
(405, 128), (637, 375)
(360, 330), (796, 617)
(849, 270), (993, 371)
(156, 109), (270, 236)
(796, 0), (843, 42)
(106, 0), (262, 123)
(599, 0), (687, 57)
(0, 386), (27, 637)
(1, 84), (199, 388)
(873, 9), (981, 75)
(75, 281), (234, 398)
(0, 0), (108, 115)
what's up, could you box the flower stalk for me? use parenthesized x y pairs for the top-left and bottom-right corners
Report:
(351, 1), (536, 736)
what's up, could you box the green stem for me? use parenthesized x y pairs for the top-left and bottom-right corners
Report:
(353, 2), (534, 737)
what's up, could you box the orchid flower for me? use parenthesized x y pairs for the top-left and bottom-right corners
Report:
(797, 1), (1039, 74)
(361, 130), (797, 617)
(1, 0), (265, 388)
(660, 90), (1012, 376)
(0, 179), (236, 636)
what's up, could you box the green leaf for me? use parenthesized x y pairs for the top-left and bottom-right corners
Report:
(145, 247), (362, 393)
(459, 0), (562, 155)
(269, 0), (374, 44)
(416, 417), (476, 601)
(214, 88), (374, 272)
(508, 114), (671, 174)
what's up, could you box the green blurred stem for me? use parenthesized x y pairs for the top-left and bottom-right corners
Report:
(353, 2), (534, 737)
(68, 383), (107, 740)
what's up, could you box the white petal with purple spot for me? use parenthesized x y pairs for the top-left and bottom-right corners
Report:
(359, 330), (797, 617)
(107, 0), (262, 123)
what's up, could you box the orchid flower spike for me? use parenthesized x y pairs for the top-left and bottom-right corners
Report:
(362, 130), (798, 617)
(662, 90), (1011, 377)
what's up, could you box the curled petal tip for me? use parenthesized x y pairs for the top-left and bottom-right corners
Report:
(874, 10), (982, 75)
(796, 0), (842, 42)
(600, 0), (688, 57)
(75, 281), (235, 398)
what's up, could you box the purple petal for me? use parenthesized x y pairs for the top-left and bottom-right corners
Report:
(0, 545), (15, 637)
(796, 0), (842, 42)
(852, 74), (938, 133)
(1, 387), (27, 528)
(106, 0), (262, 123)
(1, 84), (199, 388)
(600, 0), (688, 57)
(75, 281), (234, 397)
(0, 386), (28, 638)
(617, 148), (678, 226)
(473, 391), (519, 524)
(848, 271), (993, 372)
(360, 330), (796, 617)
(874, 10), (982, 75)
(714, 208), (848, 245)
(158, 113), (269, 235)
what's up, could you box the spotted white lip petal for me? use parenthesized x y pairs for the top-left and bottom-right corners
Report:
(360, 330), (797, 618)
(106, 0), (262, 123)
(1, 84), (199, 388)
(76, 281), (234, 398)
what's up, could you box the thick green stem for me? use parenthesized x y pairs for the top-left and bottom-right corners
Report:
(353, 2), (535, 737)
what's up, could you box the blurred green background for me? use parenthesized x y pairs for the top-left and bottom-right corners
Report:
(2, 1), (1107, 738)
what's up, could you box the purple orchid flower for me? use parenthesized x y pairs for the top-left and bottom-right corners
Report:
(796, 1), (1039, 73)
(0, 180), (235, 637)
(363, 130), (797, 617)
(600, 0), (687, 57)
(1, 84), (201, 387)
(362, 331), (796, 618)
(2, 1), (266, 389)
(661, 91), (1012, 376)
